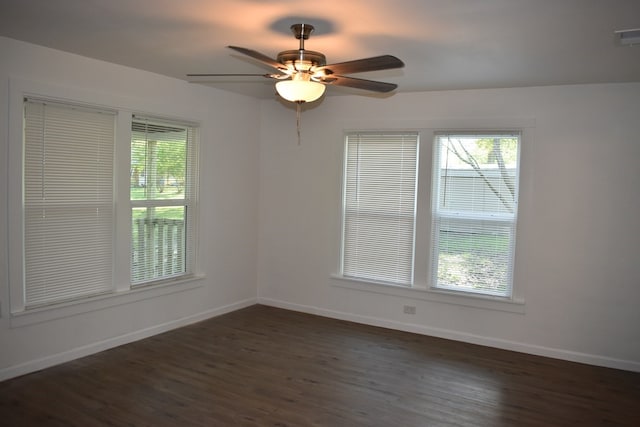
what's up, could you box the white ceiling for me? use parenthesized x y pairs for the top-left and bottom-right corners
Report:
(1, 0), (639, 99)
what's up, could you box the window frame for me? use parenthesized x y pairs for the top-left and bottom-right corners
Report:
(333, 121), (531, 312)
(430, 131), (521, 298)
(7, 78), (203, 324)
(340, 132), (420, 286)
(21, 97), (118, 308)
(129, 116), (199, 287)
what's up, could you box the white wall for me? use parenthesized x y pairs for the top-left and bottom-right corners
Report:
(257, 83), (640, 371)
(2, 36), (639, 379)
(0, 37), (260, 380)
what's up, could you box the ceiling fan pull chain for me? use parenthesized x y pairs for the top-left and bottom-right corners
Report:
(296, 102), (302, 145)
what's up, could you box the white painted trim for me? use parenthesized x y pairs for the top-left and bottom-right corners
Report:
(7, 76), (209, 315)
(331, 275), (526, 314)
(0, 298), (257, 382)
(258, 297), (640, 373)
(10, 275), (206, 328)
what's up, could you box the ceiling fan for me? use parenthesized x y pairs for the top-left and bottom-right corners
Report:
(187, 23), (405, 104)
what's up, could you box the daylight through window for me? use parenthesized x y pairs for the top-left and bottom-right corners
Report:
(339, 129), (521, 300)
(431, 132), (520, 297)
(130, 117), (198, 285)
(18, 98), (199, 311)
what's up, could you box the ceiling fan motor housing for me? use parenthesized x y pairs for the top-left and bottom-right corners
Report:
(277, 24), (327, 72)
(277, 50), (327, 71)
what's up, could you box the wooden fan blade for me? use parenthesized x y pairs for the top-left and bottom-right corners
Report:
(227, 46), (287, 71)
(324, 75), (398, 93)
(188, 73), (273, 77)
(187, 73), (287, 82)
(315, 55), (404, 76)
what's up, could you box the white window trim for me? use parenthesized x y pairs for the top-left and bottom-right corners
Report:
(333, 119), (534, 312)
(340, 132), (419, 286)
(7, 77), (204, 323)
(430, 131), (521, 298)
(129, 115), (199, 286)
(9, 275), (204, 328)
(331, 274), (525, 313)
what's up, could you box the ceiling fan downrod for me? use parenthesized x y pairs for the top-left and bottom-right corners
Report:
(277, 24), (326, 71)
(291, 23), (314, 48)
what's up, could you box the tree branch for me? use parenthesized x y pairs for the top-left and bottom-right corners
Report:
(492, 138), (515, 198)
(444, 139), (514, 213)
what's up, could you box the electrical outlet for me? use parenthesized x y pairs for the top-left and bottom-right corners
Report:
(403, 305), (416, 315)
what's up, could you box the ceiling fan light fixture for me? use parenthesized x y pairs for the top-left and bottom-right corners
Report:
(275, 79), (326, 103)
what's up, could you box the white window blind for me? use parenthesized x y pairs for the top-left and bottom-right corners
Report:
(23, 99), (116, 307)
(342, 132), (419, 285)
(431, 132), (520, 297)
(130, 117), (198, 285)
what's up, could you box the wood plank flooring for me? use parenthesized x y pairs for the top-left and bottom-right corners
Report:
(1, 305), (639, 426)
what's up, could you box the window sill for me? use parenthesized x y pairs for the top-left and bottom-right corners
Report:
(10, 275), (205, 328)
(331, 274), (525, 314)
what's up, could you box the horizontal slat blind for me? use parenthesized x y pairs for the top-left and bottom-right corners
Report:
(24, 99), (115, 307)
(130, 117), (197, 285)
(342, 132), (418, 285)
(431, 132), (520, 297)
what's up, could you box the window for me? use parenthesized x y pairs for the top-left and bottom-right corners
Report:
(130, 117), (198, 285)
(431, 132), (520, 297)
(341, 132), (419, 285)
(338, 129), (522, 301)
(23, 99), (116, 307)
(19, 97), (199, 310)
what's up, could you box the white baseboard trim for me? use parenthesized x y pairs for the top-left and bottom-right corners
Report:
(0, 297), (257, 382)
(258, 297), (640, 373)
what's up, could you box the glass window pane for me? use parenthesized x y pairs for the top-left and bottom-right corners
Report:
(436, 220), (513, 295)
(432, 132), (520, 297)
(131, 206), (186, 284)
(131, 123), (187, 201)
(342, 133), (418, 285)
(23, 99), (115, 307)
(130, 117), (197, 287)
(438, 135), (518, 214)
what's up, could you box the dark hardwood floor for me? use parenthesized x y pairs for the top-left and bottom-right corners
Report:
(1, 305), (639, 426)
